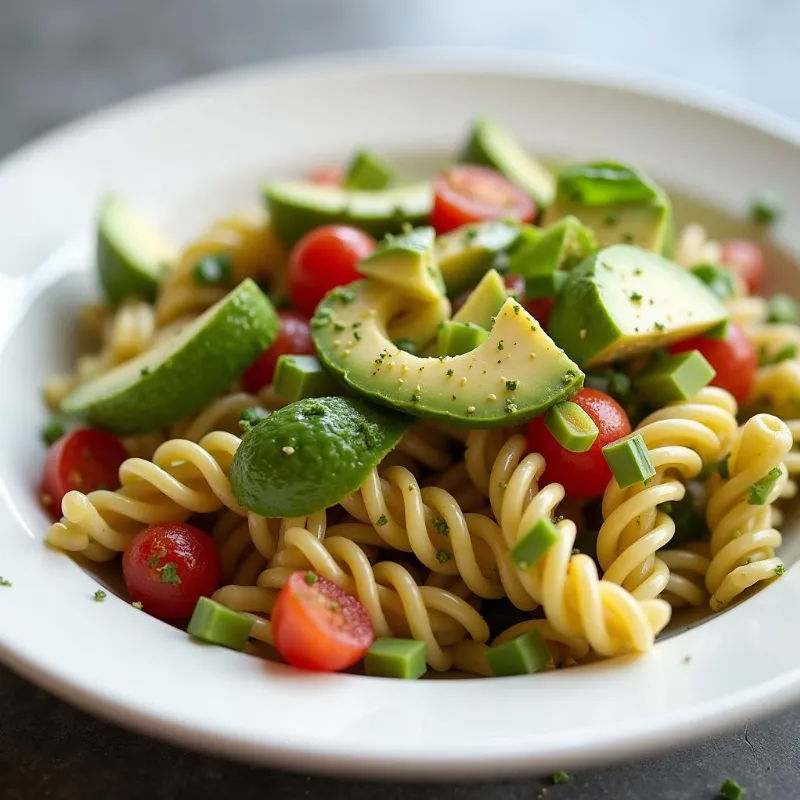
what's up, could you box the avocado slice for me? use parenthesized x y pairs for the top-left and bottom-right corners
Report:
(97, 195), (176, 305)
(264, 181), (432, 246)
(62, 279), (279, 434)
(435, 220), (521, 295)
(230, 396), (413, 518)
(542, 162), (673, 255)
(452, 269), (509, 330)
(459, 118), (555, 207)
(312, 279), (583, 427)
(344, 150), (394, 190)
(548, 245), (728, 367)
(358, 227), (445, 302)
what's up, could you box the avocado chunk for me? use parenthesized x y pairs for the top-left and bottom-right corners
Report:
(274, 354), (342, 403)
(97, 195), (176, 305)
(344, 150), (394, 190)
(548, 245), (728, 367)
(437, 321), (489, 357)
(358, 227), (444, 302)
(229, 396), (412, 517)
(312, 279), (583, 427)
(435, 220), (521, 295)
(543, 162), (673, 255)
(62, 279), (279, 434)
(508, 216), (596, 299)
(452, 269), (508, 329)
(264, 181), (432, 246)
(459, 118), (555, 207)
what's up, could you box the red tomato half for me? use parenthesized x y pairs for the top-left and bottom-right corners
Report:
(430, 166), (536, 235)
(526, 388), (632, 499)
(668, 322), (756, 406)
(241, 310), (315, 393)
(288, 225), (376, 317)
(41, 428), (128, 518)
(271, 571), (375, 672)
(122, 522), (222, 621)
(525, 297), (556, 331)
(720, 239), (765, 294)
(308, 165), (344, 186)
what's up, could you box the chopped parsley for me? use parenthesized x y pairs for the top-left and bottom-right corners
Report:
(41, 419), (66, 446)
(330, 286), (356, 304)
(748, 466), (782, 505)
(239, 406), (269, 433)
(0, 576), (11, 587)
(193, 252), (232, 286)
(774, 564), (786, 577)
(411, 393), (422, 403)
(552, 771), (572, 785)
(333, 321), (346, 332)
(630, 291), (643, 303)
(328, 601), (340, 611)
(603, 213), (619, 226)
(140, 367), (151, 377)
(148, 548), (167, 568)
(432, 517), (450, 536)
(749, 191), (783, 227)
(505, 379), (518, 391)
(305, 571), (318, 585)
(353, 329), (363, 341)
(132, 601), (143, 610)
(159, 563), (182, 584)
(654, 321), (665, 332)
(717, 777), (746, 800)
(375, 514), (388, 527)
(497, 340), (504, 351)
(94, 589), (107, 602)
(446, 368), (454, 377)
(435, 549), (452, 564)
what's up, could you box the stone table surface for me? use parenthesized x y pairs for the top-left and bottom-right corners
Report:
(1, 1), (799, 797)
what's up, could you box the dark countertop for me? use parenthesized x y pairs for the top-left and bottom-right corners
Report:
(2, 1), (799, 797)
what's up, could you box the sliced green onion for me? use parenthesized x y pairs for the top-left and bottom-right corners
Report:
(545, 401), (599, 452)
(602, 433), (655, 488)
(364, 637), (427, 679)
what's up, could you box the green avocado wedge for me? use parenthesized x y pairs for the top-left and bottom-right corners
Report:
(62, 279), (279, 434)
(97, 195), (177, 305)
(230, 397), (413, 517)
(312, 279), (583, 427)
(264, 181), (432, 246)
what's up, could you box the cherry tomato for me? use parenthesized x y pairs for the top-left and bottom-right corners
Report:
(122, 522), (222, 621)
(271, 571), (375, 672)
(668, 322), (756, 406)
(308, 165), (344, 186)
(525, 297), (556, 331)
(720, 239), (765, 294)
(430, 165), (536, 235)
(40, 428), (127, 518)
(288, 225), (376, 317)
(242, 310), (315, 393)
(526, 388), (632, 499)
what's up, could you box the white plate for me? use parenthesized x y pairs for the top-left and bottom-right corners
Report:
(2, 50), (800, 780)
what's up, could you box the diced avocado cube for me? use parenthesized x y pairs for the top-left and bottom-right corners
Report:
(634, 351), (715, 404)
(602, 433), (655, 488)
(188, 597), (253, 651)
(344, 149), (394, 191)
(690, 263), (735, 301)
(452, 269), (509, 329)
(485, 630), (551, 677)
(510, 517), (559, 569)
(459, 118), (555, 207)
(436, 220), (521, 296)
(437, 321), (489, 357)
(364, 637), (427, 679)
(274, 355), (340, 402)
(544, 401), (599, 452)
(767, 293), (798, 324)
(556, 161), (659, 206)
(509, 216), (595, 281)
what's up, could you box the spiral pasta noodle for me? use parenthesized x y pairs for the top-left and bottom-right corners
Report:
(703, 413), (791, 610)
(598, 387), (738, 606)
(673, 223), (722, 269)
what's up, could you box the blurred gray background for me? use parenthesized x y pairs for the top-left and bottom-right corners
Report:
(1, 1), (799, 798)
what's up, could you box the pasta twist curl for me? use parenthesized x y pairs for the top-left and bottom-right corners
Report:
(46, 431), (243, 562)
(704, 413), (792, 610)
(598, 387), (738, 605)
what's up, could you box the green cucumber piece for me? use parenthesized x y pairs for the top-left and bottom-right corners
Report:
(485, 630), (551, 677)
(544, 401), (599, 452)
(634, 351), (715, 404)
(274, 355), (341, 402)
(62, 279), (279, 434)
(602, 433), (655, 488)
(345, 150), (394, 190)
(437, 321), (489, 357)
(264, 181), (432, 246)
(364, 637), (427, 679)
(230, 396), (413, 517)
(187, 597), (254, 651)
(97, 194), (176, 305)
(510, 517), (559, 570)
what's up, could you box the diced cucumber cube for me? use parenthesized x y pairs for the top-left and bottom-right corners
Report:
(188, 597), (253, 651)
(345, 150), (394, 191)
(602, 432), (655, 488)
(364, 637), (427, 679)
(485, 630), (551, 677)
(545, 401), (599, 452)
(634, 350), (715, 404)
(510, 517), (559, 569)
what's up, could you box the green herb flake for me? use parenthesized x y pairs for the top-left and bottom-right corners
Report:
(446, 368), (454, 377)
(411, 393), (422, 403)
(193, 252), (233, 286)
(159, 563), (182, 585)
(140, 367), (150, 377)
(330, 286), (356, 305)
(630, 291), (643, 303)
(552, 771), (572, 785)
(748, 466), (782, 505)
(148, 548), (168, 568)
(333, 321), (346, 332)
(239, 406), (269, 433)
(717, 777), (746, 800)
(94, 589), (107, 602)
(305, 571), (318, 585)
(41, 419), (66, 446)
(603, 213), (619, 226)
(132, 601), (143, 610)
(435, 549), (452, 564)
(654, 321), (665, 331)
(513, 304), (521, 315)
(353, 329), (363, 341)
(328, 601), (340, 611)
(375, 514), (388, 527)
(497, 340), (505, 351)
(622, 232), (635, 243)
(432, 517), (450, 537)
(0, 577), (11, 587)
(749, 191), (783, 227)
(774, 564), (787, 577)
(505, 379), (518, 391)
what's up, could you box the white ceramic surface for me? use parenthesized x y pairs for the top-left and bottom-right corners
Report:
(1, 51), (800, 780)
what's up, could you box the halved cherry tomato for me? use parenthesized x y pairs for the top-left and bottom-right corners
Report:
(122, 522), (222, 621)
(430, 166), (536, 235)
(241, 310), (315, 393)
(288, 225), (376, 317)
(308, 165), (344, 186)
(40, 428), (128, 518)
(271, 571), (375, 672)
(503, 273), (526, 300)
(525, 297), (556, 331)
(668, 322), (756, 406)
(720, 239), (765, 295)
(526, 388), (632, 499)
